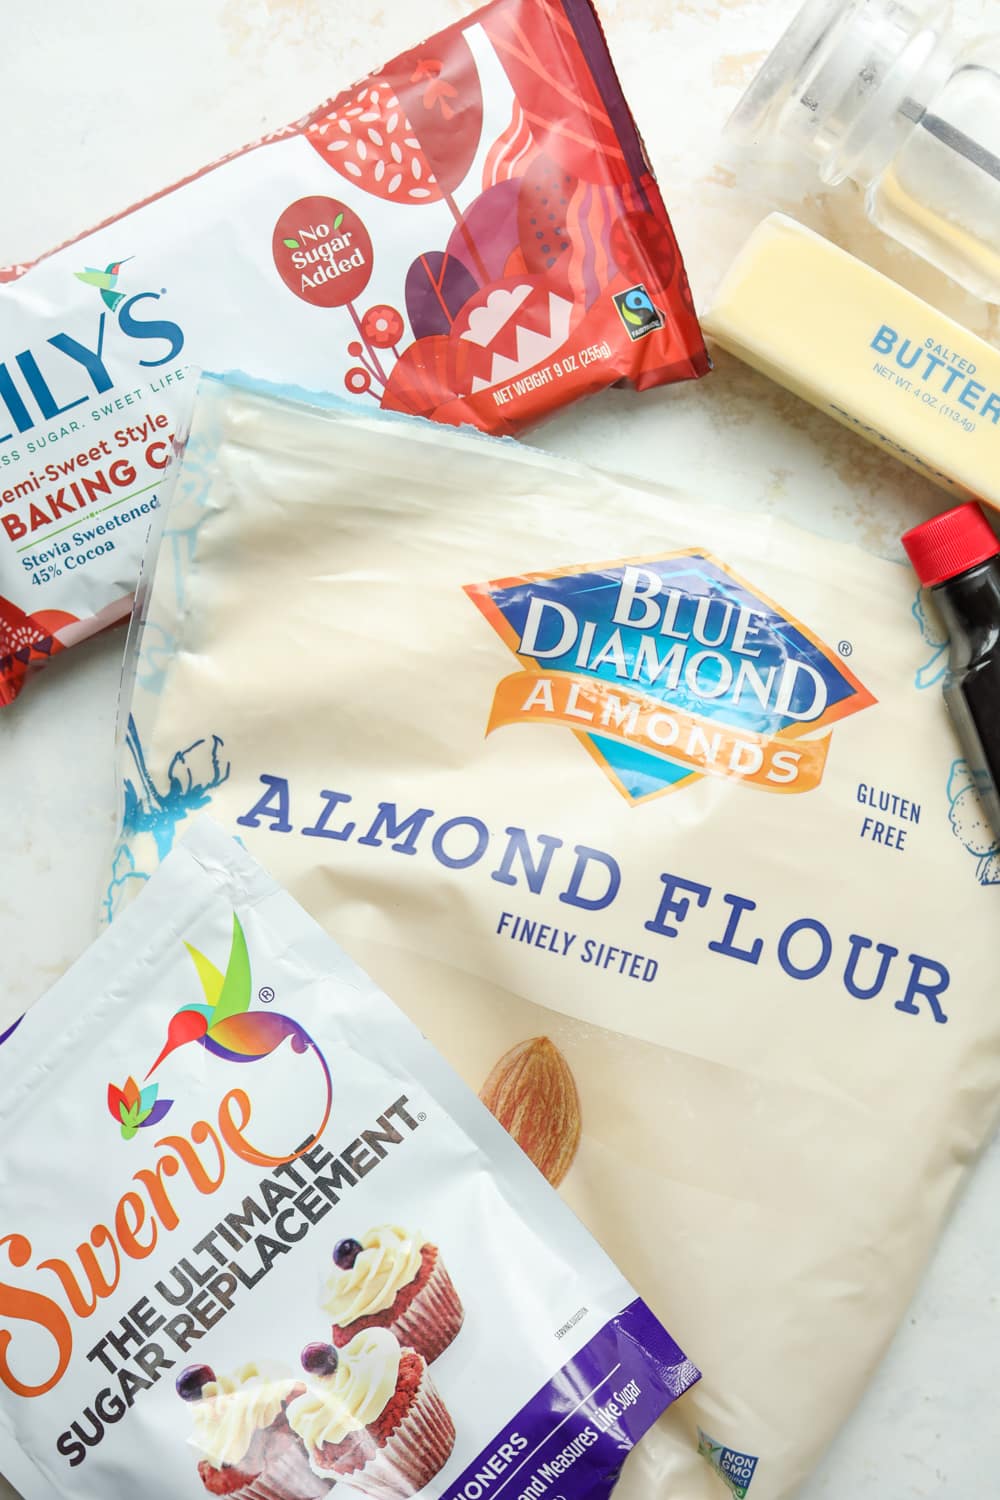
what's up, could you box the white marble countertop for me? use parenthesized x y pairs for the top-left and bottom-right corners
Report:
(2, 1), (998, 1496)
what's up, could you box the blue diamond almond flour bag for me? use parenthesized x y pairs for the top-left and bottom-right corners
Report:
(0, 820), (698, 1500)
(105, 377), (1000, 1498)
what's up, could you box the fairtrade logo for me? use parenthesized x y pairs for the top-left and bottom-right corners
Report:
(612, 284), (664, 341)
(74, 257), (132, 312)
(465, 550), (876, 805)
(107, 914), (332, 1142)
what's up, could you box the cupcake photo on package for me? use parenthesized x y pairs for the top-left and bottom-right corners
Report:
(290, 1330), (455, 1498)
(180, 1363), (329, 1500)
(322, 1227), (464, 1363)
(0, 821), (698, 1500)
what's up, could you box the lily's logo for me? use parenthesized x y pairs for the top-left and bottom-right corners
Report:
(465, 550), (876, 804)
(0, 257), (185, 455)
(107, 914), (332, 1147)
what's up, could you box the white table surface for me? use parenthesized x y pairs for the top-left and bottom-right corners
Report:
(2, 1), (998, 1496)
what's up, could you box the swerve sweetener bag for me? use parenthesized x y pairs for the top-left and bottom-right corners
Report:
(0, 819), (698, 1500)
(0, 0), (708, 707)
(106, 377), (1000, 1498)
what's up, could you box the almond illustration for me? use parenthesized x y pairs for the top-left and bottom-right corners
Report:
(479, 1036), (581, 1187)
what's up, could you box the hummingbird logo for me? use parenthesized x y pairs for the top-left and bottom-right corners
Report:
(107, 914), (333, 1147)
(74, 257), (133, 312)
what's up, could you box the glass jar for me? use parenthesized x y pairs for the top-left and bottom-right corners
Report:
(728, 0), (1000, 304)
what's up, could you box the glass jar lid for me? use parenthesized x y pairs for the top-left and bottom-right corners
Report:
(728, 0), (952, 185)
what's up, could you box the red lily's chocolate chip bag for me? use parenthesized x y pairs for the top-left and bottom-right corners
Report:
(0, 0), (708, 707)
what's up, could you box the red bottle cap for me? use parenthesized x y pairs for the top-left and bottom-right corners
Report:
(902, 502), (1000, 588)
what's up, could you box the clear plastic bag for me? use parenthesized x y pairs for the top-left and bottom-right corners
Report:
(108, 374), (1000, 1498)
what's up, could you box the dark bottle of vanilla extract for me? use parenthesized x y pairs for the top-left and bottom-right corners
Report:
(903, 501), (1000, 843)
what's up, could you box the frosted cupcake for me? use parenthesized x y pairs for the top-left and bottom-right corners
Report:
(289, 1331), (455, 1499)
(322, 1225), (463, 1363)
(178, 1360), (332, 1500)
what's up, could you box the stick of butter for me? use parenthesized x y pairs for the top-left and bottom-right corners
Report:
(703, 213), (1000, 507)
